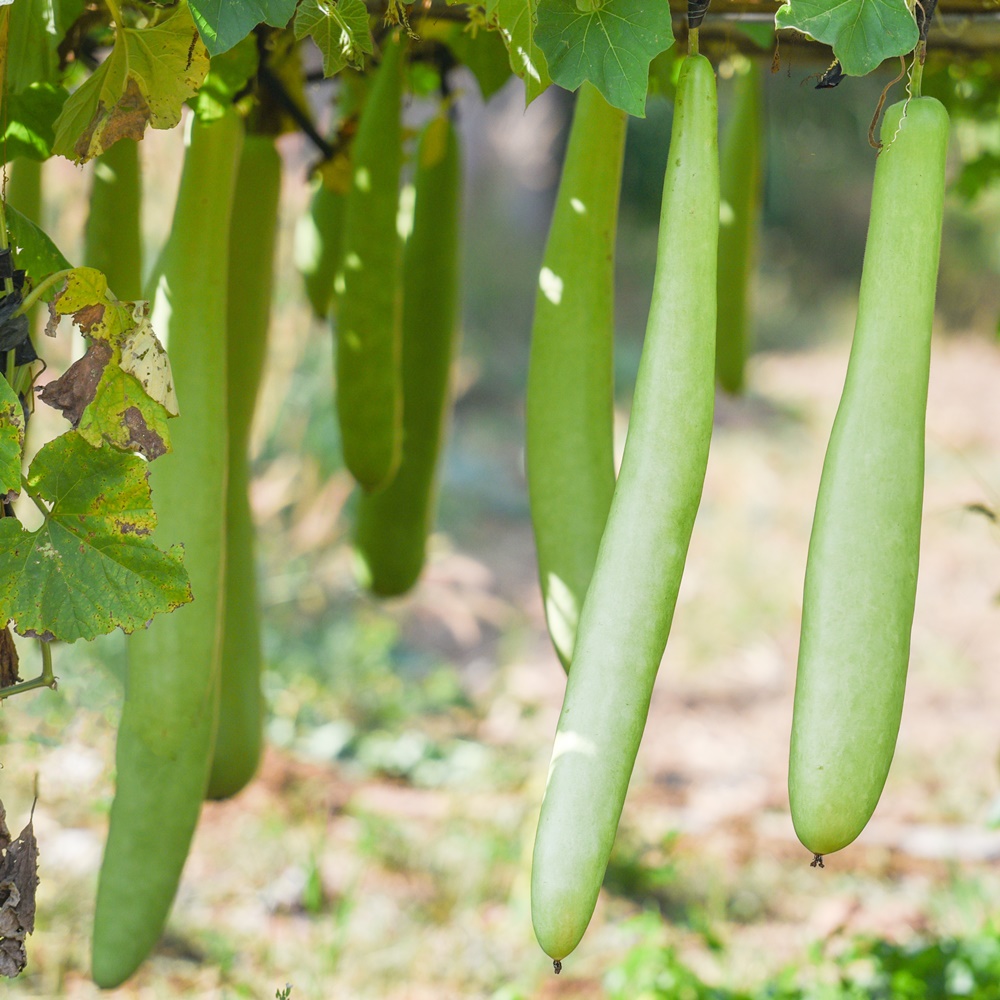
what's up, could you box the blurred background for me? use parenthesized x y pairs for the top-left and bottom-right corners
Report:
(4, 40), (1000, 998)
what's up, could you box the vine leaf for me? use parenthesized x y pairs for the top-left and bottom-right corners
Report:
(6, 206), (73, 290)
(294, 0), (373, 78)
(39, 269), (176, 460)
(440, 22), (513, 101)
(195, 34), (260, 120)
(535, 0), (674, 117)
(774, 0), (918, 77)
(7, 0), (83, 91)
(189, 0), (298, 56)
(0, 378), (25, 503)
(0, 432), (192, 643)
(484, 0), (551, 103)
(2, 83), (68, 163)
(51, 2), (210, 163)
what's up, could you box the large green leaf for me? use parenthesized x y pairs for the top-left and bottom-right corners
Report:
(294, 0), (372, 78)
(7, 0), (85, 92)
(51, 2), (210, 163)
(535, 0), (673, 117)
(775, 0), (918, 77)
(6, 205), (73, 288)
(189, 0), (298, 56)
(0, 378), (25, 503)
(485, 0), (550, 103)
(0, 433), (192, 642)
(2, 83), (68, 162)
(443, 23), (513, 101)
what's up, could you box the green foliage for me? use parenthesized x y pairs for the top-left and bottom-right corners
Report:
(606, 915), (1000, 999)
(189, 0), (298, 56)
(52, 1), (210, 163)
(485, 0), (551, 103)
(6, 0), (83, 91)
(0, 378), (25, 501)
(534, 0), (673, 117)
(0, 433), (191, 643)
(2, 83), (68, 162)
(6, 206), (72, 286)
(439, 22), (514, 100)
(294, 0), (372, 78)
(774, 0), (918, 77)
(196, 34), (260, 119)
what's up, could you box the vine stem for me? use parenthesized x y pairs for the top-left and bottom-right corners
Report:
(20, 474), (49, 519)
(104, 0), (124, 29)
(689, 26), (700, 55)
(0, 4), (12, 300)
(910, 41), (926, 97)
(0, 640), (57, 701)
(15, 268), (73, 317)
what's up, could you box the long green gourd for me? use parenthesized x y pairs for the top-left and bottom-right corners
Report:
(335, 34), (405, 493)
(354, 112), (462, 596)
(6, 157), (42, 225)
(715, 62), (763, 395)
(531, 54), (719, 965)
(294, 75), (361, 319)
(206, 133), (281, 800)
(91, 107), (243, 989)
(789, 96), (950, 861)
(296, 172), (348, 319)
(525, 81), (626, 670)
(84, 138), (143, 301)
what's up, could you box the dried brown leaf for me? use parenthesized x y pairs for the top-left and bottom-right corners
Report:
(0, 628), (19, 689)
(0, 803), (38, 978)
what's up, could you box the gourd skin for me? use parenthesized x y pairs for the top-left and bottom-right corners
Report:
(531, 55), (719, 964)
(335, 34), (405, 493)
(91, 109), (243, 990)
(84, 138), (143, 301)
(354, 113), (462, 596)
(207, 134), (282, 801)
(715, 63), (763, 395)
(526, 81), (625, 670)
(789, 97), (950, 858)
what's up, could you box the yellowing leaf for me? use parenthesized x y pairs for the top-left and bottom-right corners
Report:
(52, 2), (209, 164)
(120, 303), (179, 417)
(40, 268), (176, 460)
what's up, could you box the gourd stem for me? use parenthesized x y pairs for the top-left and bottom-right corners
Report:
(0, 641), (57, 701)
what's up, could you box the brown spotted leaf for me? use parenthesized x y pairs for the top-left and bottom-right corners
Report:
(51, 2), (209, 163)
(0, 803), (38, 978)
(0, 432), (191, 642)
(40, 270), (174, 460)
(0, 378), (25, 503)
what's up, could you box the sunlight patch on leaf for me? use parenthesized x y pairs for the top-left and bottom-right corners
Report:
(485, 0), (551, 103)
(294, 0), (373, 78)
